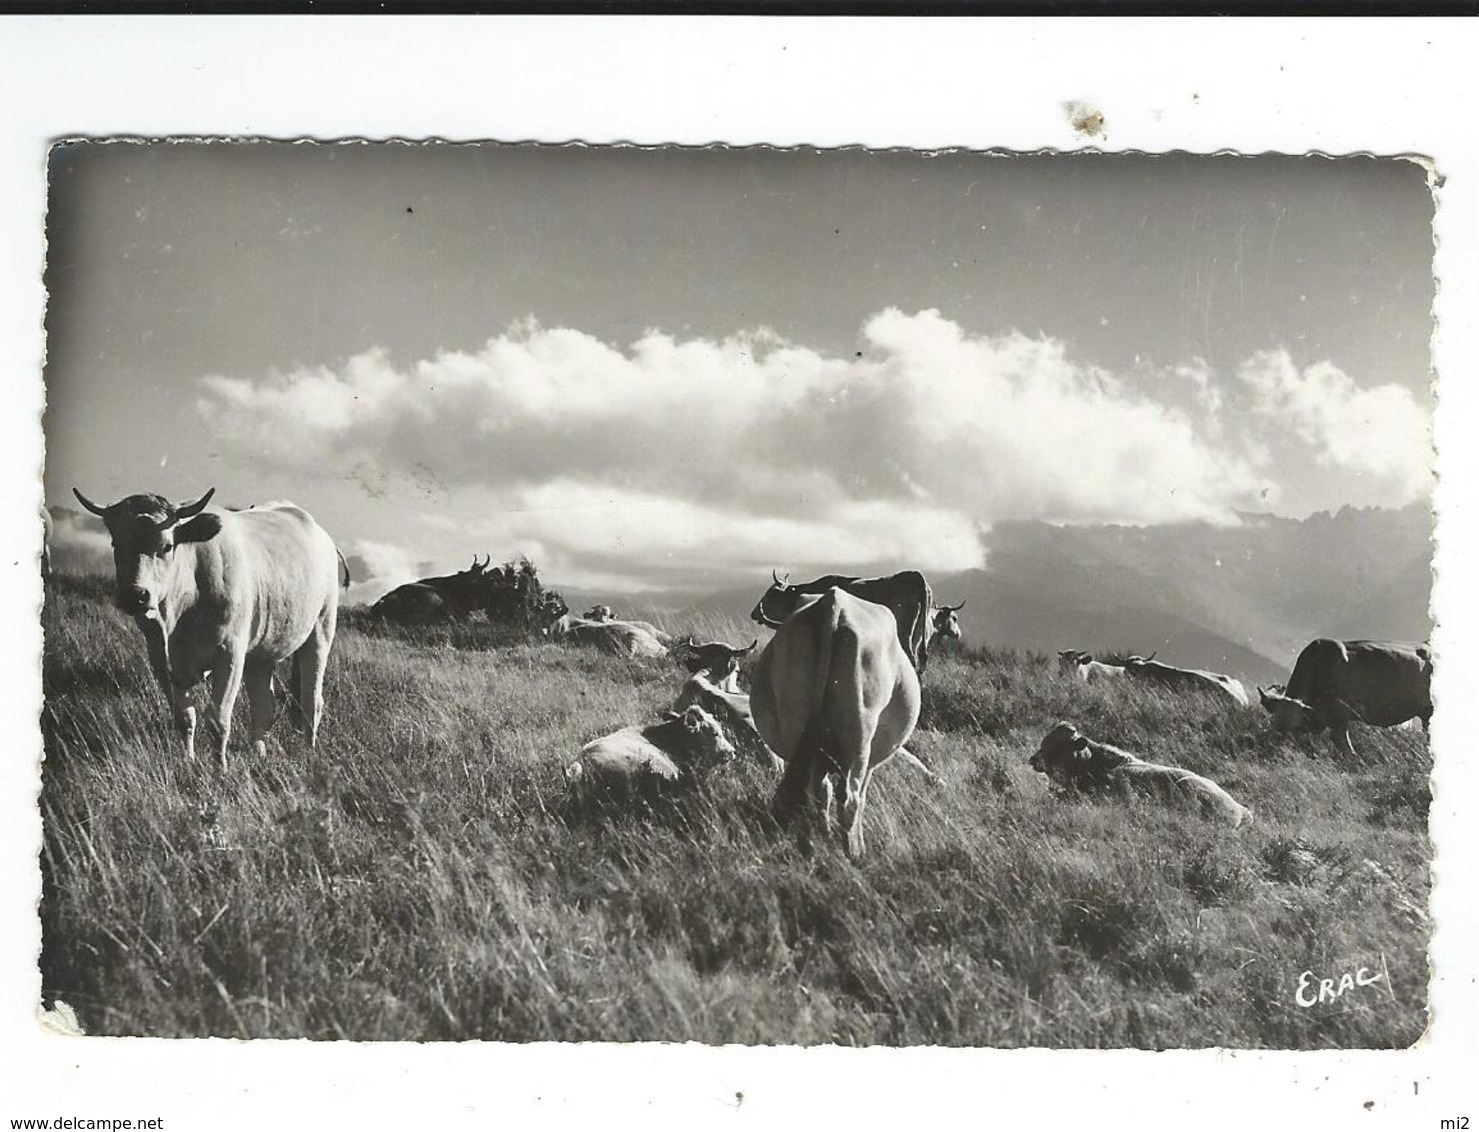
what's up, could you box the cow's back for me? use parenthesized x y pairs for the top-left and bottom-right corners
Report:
(792, 572), (931, 674)
(567, 729), (680, 801)
(754, 589), (919, 770)
(1115, 761), (1250, 827)
(1333, 640), (1432, 727)
(209, 504), (340, 658)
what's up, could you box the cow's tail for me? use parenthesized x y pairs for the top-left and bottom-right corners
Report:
(773, 593), (846, 825)
(336, 548), (351, 589)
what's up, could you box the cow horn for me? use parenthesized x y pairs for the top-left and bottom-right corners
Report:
(946, 600), (965, 612)
(1145, 651), (1157, 663)
(1257, 686), (1273, 705)
(175, 488), (216, 520)
(742, 639), (758, 655)
(772, 569), (789, 587)
(72, 488), (108, 516)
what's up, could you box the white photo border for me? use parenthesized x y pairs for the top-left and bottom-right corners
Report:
(2, 15), (1475, 1130)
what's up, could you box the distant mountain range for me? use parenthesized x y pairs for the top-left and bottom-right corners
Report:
(48, 500), (1433, 686)
(573, 503), (1434, 685)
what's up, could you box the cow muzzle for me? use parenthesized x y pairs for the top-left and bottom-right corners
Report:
(117, 585), (153, 616)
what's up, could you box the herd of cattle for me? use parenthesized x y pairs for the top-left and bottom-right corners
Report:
(59, 488), (1435, 859)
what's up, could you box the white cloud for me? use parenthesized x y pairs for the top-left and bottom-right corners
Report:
(1238, 349), (1432, 503)
(47, 510), (112, 572)
(193, 311), (1425, 586)
(342, 538), (427, 607)
(495, 480), (983, 585)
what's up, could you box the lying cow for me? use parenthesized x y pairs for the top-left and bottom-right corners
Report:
(1122, 654), (1249, 706)
(672, 636), (757, 693)
(1258, 638), (1432, 757)
(1057, 650), (1126, 683)
(564, 704), (735, 806)
(1029, 721), (1251, 828)
(673, 666), (785, 772)
(547, 614), (668, 658)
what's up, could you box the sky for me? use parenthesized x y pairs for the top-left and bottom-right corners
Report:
(42, 143), (1436, 602)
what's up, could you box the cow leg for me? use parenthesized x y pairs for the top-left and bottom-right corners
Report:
(772, 753), (812, 825)
(205, 652), (245, 769)
(895, 746), (941, 784)
(141, 625), (196, 759)
(840, 761), (869, 860)
(243, 660), (278, 761)
(294, 624), (333, 748)
(1332, 725), (1358, 759)
(816, 768), (836, 836)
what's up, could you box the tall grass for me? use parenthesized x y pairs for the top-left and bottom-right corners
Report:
(38, 572), (1430, 1045)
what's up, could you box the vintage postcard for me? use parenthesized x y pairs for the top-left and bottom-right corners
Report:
(5, 16), (1477, 1132)
(38, 140), (1437, 1048)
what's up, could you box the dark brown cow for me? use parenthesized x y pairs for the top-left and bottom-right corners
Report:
(1258, 639), (1432, 757)
(373, 554), (493, 623)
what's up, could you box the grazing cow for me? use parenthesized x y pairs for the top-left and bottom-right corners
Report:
(751, 587), (921, 858)
(930, 601), (965, 647)
(1057, 650), (1126, 683)
(673, 667), (784, 772)
(1257, 638), (1432, 757)
(673, 636), (757, 693)
(372, 554), (493, 623)
(1029, 721), (1251, 828)
(751, 569), (935, 674)
(73, 486), (346, 767)
(40, 505), (52, 580)
(565, 704), (736, 806)
(1122, 654), (1249, 706)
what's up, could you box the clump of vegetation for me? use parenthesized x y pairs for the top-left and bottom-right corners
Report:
(36, 567), (1432, 1047)
(483, 556), (564, 637)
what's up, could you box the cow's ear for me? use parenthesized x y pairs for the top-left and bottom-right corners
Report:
(174, 513), (223, 544)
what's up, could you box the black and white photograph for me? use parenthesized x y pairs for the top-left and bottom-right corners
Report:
(5, 16), (1479, 1132)
(37, 139), (1436, 1046)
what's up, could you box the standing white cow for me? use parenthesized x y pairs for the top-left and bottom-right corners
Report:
(73, 487), (347, 767)
(750, 587), (921, 859)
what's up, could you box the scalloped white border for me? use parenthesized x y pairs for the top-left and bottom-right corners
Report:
(3, 16), (1475, 1131)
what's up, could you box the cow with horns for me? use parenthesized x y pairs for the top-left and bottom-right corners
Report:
(73, 486), (348, 767)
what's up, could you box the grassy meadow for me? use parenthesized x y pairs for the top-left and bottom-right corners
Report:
(38, 570), (1431, 1046)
